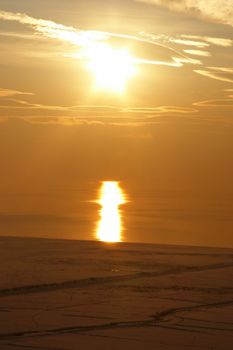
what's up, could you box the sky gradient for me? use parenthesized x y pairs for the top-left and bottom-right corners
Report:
(0, 0), (233, 247)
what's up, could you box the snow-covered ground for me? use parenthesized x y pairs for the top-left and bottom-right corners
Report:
(0, 236), (233, 349)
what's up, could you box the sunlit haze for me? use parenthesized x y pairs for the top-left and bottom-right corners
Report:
(0, 0), (232, 248)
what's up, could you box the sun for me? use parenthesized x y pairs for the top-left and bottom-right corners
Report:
(85, 44), (137, 93)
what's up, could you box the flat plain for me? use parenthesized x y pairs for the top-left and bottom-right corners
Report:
(0, 236), (233, 350)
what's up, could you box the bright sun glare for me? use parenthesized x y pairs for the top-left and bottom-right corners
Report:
(86, 44), (137, 93)
(96, 181), (127, 243)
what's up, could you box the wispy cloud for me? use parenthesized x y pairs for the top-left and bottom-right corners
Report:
(183, 49), (211, 57)
(0, 88), (33, 97)
(208, 67), (233, 74)
(169, 38), (209, 48)
(123, 106), (197, 114)
(0, 85), (197, 125)
(0, 31), (42, 41)
(181, 35), (233, 47)
(225, 89), (233, 98)
(195, 99), (233, 107)
(195, 68), (233, 83)
(136, 0), (233, 27)
(140, 32), (232, 50)
(0, 99), (197, 118)
(194, 89), (233, 108)
(0, 10), (101, 45)
(21, 116), (105, 126)
(0, 10), (201, 68)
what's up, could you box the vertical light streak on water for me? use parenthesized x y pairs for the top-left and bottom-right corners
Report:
(96, 181), (127, 242)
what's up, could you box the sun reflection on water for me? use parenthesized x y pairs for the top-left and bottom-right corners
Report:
(96, 181), (127, 243)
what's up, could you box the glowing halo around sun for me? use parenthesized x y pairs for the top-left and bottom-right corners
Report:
(85, 44), (137, 93)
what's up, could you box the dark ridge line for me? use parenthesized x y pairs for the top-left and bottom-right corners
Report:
(183, 317), (233, 325)
(0, 319), (153, 340)
(173, 323), (233, 332)
(118, 285), (233, 294)
(151, 299), (233, 323)
(0, 262), (233, 298)
(1, 342), (68, 350)
(0, 299), (232, 341)
(80, 332), (139, 341)
(62, 314), (115, 320)
(157, 324), (210, 335)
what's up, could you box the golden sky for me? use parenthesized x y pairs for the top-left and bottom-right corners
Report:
(0, 0), (232, 247)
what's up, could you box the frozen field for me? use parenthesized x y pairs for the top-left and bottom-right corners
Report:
(0, 236), (233, 349)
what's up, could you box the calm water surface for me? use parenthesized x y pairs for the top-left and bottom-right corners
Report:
(0, 180), (233, 247)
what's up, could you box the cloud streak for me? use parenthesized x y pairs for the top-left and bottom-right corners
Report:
(169, 38), (209, 48)
(0, 88), (33, 97)
(0, 86), (197, 125)
(183, 49), (211, 57)
(195, 68), (233, 83)
(194, 88), (233, 108)
(136, 0), (233, 27)
(181, 35), (233, 47)
(0, 10), (201, 68)
(195, 99), (233, 107)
